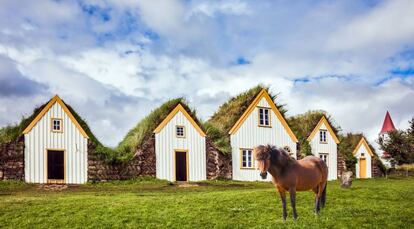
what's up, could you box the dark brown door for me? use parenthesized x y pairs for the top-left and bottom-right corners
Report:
(47, 150), (64, 180)
(175, 151), (187, 181)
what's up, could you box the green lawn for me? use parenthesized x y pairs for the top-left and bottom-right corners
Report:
(0, 177), (413, 228)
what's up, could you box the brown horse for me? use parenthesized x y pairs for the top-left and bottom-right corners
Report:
(254, 145), (328, 220)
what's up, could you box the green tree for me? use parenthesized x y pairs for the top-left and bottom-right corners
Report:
(300, 140), (313, 157)
(379, 117), (414, 166)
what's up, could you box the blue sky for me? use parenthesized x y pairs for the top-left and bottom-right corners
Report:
(0, 0), (413, 147)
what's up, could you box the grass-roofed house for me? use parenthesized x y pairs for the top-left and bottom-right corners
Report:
(352, 137), (374, 178)
(289, 112), (340, 180)
(118, 99), (216, 182)
(206, 86), (298, 181)
(0, 95), (92, 184)
(307, 116), (340, 180)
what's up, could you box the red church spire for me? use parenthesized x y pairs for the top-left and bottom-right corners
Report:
(380, 111), (396, 134)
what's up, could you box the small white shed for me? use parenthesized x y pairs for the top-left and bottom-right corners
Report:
(353, 137), (373, 179)
(307, 116), (339, 180)
(22, 95), (89, 184)
(153, 103), (206, 182)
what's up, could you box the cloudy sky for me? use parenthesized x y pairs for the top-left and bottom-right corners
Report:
(0, 0), (413, 149)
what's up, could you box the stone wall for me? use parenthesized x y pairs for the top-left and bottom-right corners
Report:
(337, 153), (346, 178)
(372, 157), (385, 177)
(0, 137), (24, 180)
(87, 137), (156, 181)
(206, 138), (232, 179)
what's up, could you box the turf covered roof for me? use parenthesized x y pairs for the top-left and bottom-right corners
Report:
(117, 98), (204, 152)
(0, 96), (100, 146)
(205, 85), (287, 154)
(288, 110), (340, 145)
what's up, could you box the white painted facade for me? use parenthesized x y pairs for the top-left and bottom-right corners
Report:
(24, 101), (88, 184)
(308, 122), (338, 181)
(155, 108), (206, 182)
(231, 97), (297, 181)
(354, 140), (372, 179)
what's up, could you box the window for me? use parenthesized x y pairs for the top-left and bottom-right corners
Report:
(361, 153), (365, 157)
(51, 118), (62, 132)
(241, 149), (254, 169)
(319, 153), (328, 165)
(258, 107), (270, 127)
(176, 126), (185, 138)
(319, 130), (327, 143)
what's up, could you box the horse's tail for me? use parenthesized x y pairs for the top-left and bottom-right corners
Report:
(321, 183), (327, 208)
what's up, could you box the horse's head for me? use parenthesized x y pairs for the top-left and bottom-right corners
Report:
(254, 145), (272, 179)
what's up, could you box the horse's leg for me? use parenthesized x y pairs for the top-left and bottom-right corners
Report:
(278, 189), (287, 221)
(315, 184), (323, 215)
(289, 187), (298, 220)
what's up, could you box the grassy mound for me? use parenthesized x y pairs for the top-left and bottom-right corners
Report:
(339, 133), (386, 174)
(288, 110), (340, 157)
(117, 98), (204, 156)
(205, 85), (286, 154)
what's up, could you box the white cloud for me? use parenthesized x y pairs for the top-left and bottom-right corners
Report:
(0, 0), (413, 149)
(327, 0), (414, 52)
(189, 0), (251, 17)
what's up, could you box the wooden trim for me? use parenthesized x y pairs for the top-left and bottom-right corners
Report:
(307, 116), (340, 144)
(50, 118), (63, 133)
(228, 89), (298, 142)
(175, 125), (186, 138)
(153, 104), (206, 137)
(352, 137), (374, 156)
(22, 95), (89, 139)
(45, 148), (66, 184)
(240, 148), (255, 170)
(173, 149), (189, 182)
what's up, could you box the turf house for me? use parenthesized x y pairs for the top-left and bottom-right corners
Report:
(352, 137), (374, 178)
(117, 98), (230, 181)
(306, 116), (340, 180)
(206, 86), (298, 181)
(153, 103), (207, 182)
(0, 95), (92, 184)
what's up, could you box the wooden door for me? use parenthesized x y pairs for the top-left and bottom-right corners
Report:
(47, 150), (65, 183)
(175, 151), (187, 181)
(359, 158), (366, 178)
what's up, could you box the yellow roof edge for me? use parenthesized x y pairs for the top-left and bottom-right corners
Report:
(228, 89), (298, 142)
(352, 137), (374, 156)
(307, 116), (340, 144)
(22, 95), (89, 139)
(153, 103), (206, 137)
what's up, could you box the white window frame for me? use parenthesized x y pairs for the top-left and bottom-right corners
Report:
(319, 153), (328, 166)
(258, 107), (271, 127)
(51, 118), (62, 133)
(176, 125), (185, 138)
(240, 149), (254, 169)
(319, 130), (327, 143)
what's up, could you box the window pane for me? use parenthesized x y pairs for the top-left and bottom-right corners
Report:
(242, 151), (247, 167)
(247, 151), (251, 167)
(259, 109), (264, 125)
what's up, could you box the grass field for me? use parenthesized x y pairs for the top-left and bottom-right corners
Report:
(0, 177), (413, 228)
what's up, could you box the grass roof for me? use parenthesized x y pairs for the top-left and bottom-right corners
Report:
(0, 97), (101, 147)
(205, 85), (287, 154)
(338, 133), (385, 173)
(117, 98), (204, 153)
(288, 110), (340, 145)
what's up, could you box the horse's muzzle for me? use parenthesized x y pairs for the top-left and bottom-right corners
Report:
(260, 172), (268, 179)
